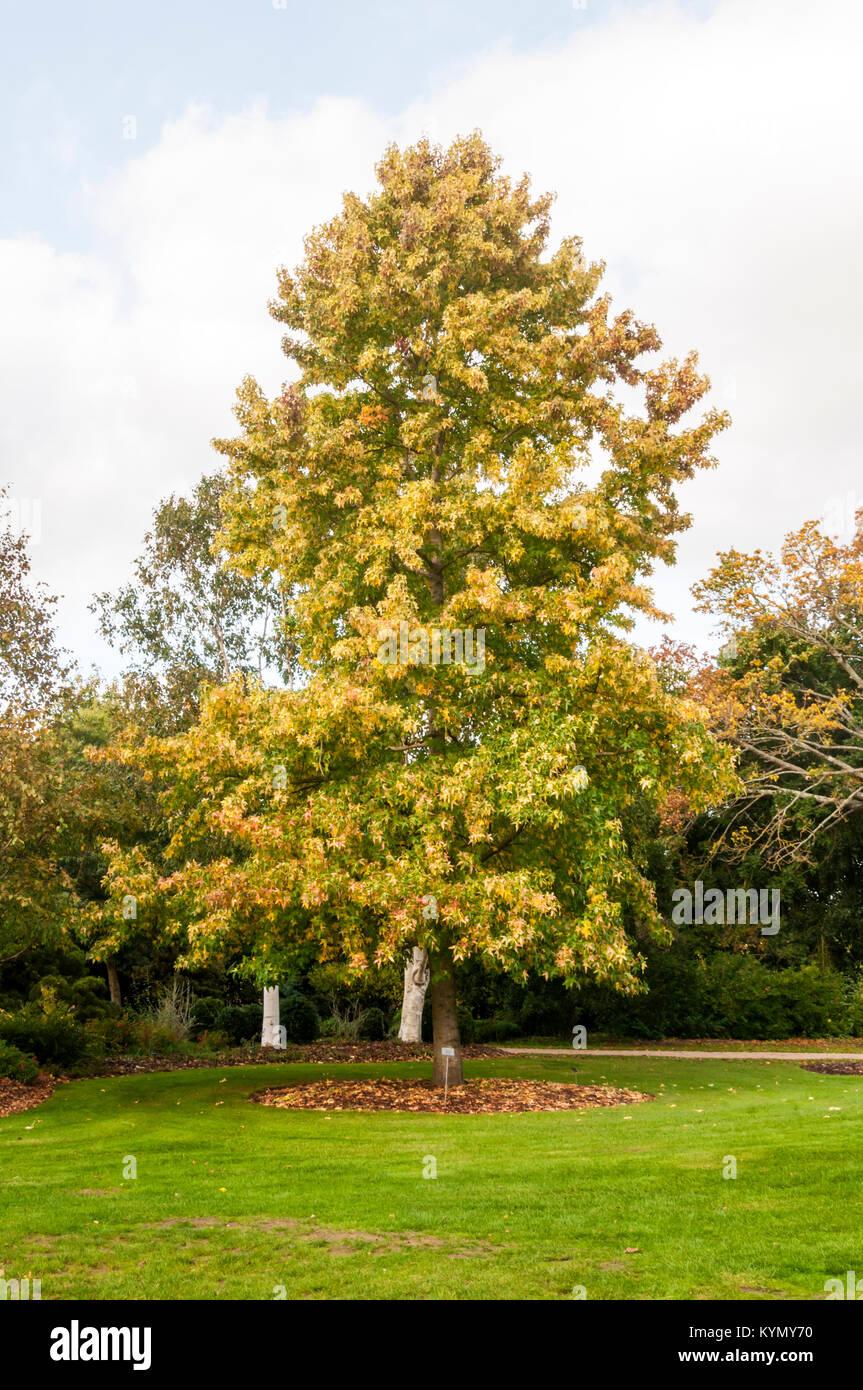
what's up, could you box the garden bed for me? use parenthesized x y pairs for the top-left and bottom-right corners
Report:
(800, 1061), (863, 1076)
(82, 1041), (509, 1077)
(0, 1074), (59, 1118)
(253, 1076), (651, 1114)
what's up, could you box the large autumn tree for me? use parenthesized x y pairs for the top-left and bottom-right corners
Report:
(103, 135), (735, 1084)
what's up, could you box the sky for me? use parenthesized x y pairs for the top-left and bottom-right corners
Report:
(1, 0), (861, 677)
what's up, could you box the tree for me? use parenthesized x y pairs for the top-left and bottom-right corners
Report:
(91, 471), (287, 1018)
(693, 516), (863, 864)
(102, 135), (735, 1085)
(398, 946), (430, 1042)
(0, 490), (73, 964)
(92, 470), (284, 734)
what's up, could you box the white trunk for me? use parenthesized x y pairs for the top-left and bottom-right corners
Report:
(398, 948), (430, 1043)
(261, 986), (285, 1048)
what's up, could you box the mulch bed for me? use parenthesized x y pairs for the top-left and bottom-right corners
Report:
(254, 1076), (651, 1114)
(85, 1042), (508, 1077)
(800, 1061), (863, 1076)
(0, 1075), (58, 1118)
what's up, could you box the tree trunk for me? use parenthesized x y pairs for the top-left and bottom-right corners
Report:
(106, 959), (122, 1008)
(261, 986), (284, 1048)
(398, 947), (430, 1043)
(430, 954), (463, 1087)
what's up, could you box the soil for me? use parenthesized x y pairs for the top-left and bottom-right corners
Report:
(800, 1061), (863, 1076)
(0, 1075), (59, 1118)
(253, 1076), (652, 1114)
(83, 1041), (509, 1077)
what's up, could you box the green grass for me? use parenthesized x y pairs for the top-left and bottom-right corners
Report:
(2, 1053), (862, 1300)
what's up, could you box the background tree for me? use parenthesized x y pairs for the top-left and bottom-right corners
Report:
(102, 134), (736, 1085)
(93, 470), (285, 734)
(0, 490), (73, 965)
(693, 516), (863, 864)
(87, 472), (286, 1014)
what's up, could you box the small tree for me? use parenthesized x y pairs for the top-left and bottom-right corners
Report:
(104, 136), (734, 1084)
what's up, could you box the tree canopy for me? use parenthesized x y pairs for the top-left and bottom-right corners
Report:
(100, 134), (736, 1083)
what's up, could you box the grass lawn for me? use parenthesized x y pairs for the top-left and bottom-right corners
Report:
(1, 1052), (861, 1300)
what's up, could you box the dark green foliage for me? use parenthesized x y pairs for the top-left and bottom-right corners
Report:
(576, 952), (849, 1040)
(517, 990), (574, 1037)
(0, 1038), (40, 1083)
(456, 1005), (475, 1044)
(217, 1003), (263, 1044)
(191, 996), (227, 1034)
(356, 1006), (387, 1042)
(279, 989), (320, 1043)
(0, 1008), (89, 1067)
(192, 990), (320, 1045)
(28, 974), (115, 1022)
(474, 1017), (522, 1043)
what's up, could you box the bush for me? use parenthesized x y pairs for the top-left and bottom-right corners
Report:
(218, 1003), (263, 1045)
(517, 991), (572, 1038)
(0, 1008), (89, 1068)
(356, 1006), (387, 1042)
(474, 1016), (521, 1043)
(192, 996), (226, 1034)
(573, 949), (854, 1040)
(456, 1005), (476, 1044)
(195, 1029), (231, 1051)
(318, 1001), (368, 1040)
(28, 974), (114, 1023)
(843, 970), (863, 1036)
(147, 979), (194, 1042)
(84, 1015), (136, 1055)
(279, 990), (320, 1044)
(127, 1019), (183, 1055)
(0, 1039), (40, 1084)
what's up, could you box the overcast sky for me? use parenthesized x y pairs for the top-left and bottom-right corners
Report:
(2, 0), (861, 677)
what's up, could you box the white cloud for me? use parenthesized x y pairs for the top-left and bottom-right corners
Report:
(2, 0), (861, 670)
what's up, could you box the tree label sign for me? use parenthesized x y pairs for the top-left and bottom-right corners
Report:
(440, 1046), (455, 1057)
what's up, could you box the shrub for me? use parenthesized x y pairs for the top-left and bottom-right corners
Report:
(517, 991), (572, 1038)
(147, 979), (194, 1042)
(572, 948), (853, 1040)
(0, 1008), (89, 1068)
(843, 970), (863, 1036)
(456, 1005), (476, 1044)
(279, 991), (320, 1044)
(84, 1015), (136, 1055)
(0, 1039), (40, 1084)
(356, 1006), (387, 1042)
(776, 963), (846, 1037)
(195, 1029), (231, 1051)
(127, 1019), (182, 1055)
(192, 996), (226, 1034)
(219, 1003), (263, 1044)
(27, 974), (114, 1022)
(474, 1016), (521, 1043)
(318, 1001), (367, 1040)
